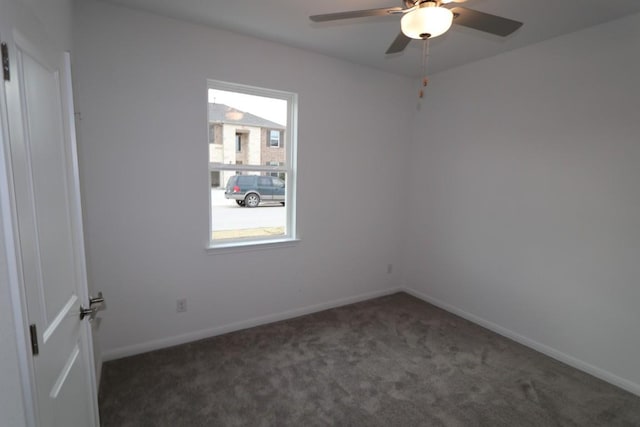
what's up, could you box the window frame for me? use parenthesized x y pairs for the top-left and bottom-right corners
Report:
(207, 79), (298, 250)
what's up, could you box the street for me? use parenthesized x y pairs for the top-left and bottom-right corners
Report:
(211, 189), (285, 232)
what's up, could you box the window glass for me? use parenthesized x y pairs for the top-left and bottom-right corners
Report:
(269, 130), (280, 147)
(209, 124), (216, 143)
(208, 80), (297, 246)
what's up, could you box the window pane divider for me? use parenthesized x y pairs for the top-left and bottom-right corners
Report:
(209, 163), (289, 173)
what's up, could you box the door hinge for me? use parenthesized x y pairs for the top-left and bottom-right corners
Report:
(1, 42), (9, 81)
(29, 324), (39, 356)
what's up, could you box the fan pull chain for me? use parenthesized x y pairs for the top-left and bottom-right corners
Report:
(419, 37), (430, 99)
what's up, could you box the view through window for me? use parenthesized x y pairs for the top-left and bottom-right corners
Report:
(208, 80), (297, 245)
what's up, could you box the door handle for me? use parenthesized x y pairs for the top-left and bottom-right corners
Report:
(89, 292), (104, 307)
(79, 305), (98, 321)
(80, 292), (105, 321)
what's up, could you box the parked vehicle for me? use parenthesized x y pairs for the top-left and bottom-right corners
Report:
(224, 175), (285, 207)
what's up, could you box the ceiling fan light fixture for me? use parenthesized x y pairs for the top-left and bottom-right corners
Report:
(401, 3), (453, 39)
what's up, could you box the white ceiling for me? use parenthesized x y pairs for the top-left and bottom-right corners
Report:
(102, 0), (640, 77)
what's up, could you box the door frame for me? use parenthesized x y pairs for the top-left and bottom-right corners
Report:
(0, 33), (100, 426)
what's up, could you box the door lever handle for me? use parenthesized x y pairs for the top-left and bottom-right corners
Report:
(80, 292), (105, 321)
(79, 305), (98, 321)
(89, 291), (104, 307)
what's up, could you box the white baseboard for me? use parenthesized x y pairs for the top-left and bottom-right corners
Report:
(102, 287), (402, 361)
(403, 287), (640, 398)
(101, 284), (640, 398)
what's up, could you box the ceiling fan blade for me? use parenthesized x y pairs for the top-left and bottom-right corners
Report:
(310, 7), (403, 22)
(386, 32), (412, 54)
(450, 7), (523, 37)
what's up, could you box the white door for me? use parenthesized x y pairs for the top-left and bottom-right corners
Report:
(1, 19), (100, 427)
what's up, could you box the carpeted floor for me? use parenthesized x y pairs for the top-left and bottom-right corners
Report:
(99, 292), (640, 426)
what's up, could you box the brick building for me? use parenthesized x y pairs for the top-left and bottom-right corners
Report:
(208, 103), (285, 187)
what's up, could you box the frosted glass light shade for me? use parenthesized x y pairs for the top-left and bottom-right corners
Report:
(401, 5), (453, 39)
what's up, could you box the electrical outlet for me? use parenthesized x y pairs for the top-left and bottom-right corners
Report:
(387, 263), (393, 274)
(176, 298), (187, 312)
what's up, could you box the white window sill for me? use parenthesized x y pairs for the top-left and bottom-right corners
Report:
(206, 237), (300, 255)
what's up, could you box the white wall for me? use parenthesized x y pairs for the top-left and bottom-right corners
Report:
(73, 0), (413, 359)
(73, 0), (640, 397)
(22, 0), (72, 50)
(404, 13), (640, 394)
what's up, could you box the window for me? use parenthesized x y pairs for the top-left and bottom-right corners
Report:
(210, 171), (220, 187)
(209, 124), (216, 143)
(208, 80), (297, 248)
(267, 161), (284, 178)
(268, 161), (278, 177)
(257, 176), (272, 186)
(269, 130), (281, 147)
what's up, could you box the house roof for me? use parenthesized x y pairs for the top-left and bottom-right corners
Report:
(208, 103), (285, 130)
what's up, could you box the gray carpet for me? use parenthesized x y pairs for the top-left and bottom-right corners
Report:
(99, 292), (640, 426)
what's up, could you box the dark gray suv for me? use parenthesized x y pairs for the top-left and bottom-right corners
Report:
(224, 175), (285, 208)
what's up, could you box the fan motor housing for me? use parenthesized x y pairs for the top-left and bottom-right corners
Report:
(404, 0), (442, 7)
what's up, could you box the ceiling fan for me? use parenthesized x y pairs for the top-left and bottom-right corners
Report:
(310, 0), (523, 54)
